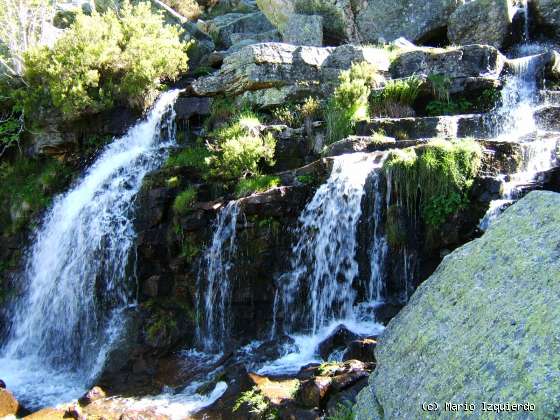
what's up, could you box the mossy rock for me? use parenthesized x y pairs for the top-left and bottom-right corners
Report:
(355, 191), (560, 418)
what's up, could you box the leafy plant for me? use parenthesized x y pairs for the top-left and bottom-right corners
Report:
(271, 104), (303, 128)
(173, 186), (197, 215)
(207, 113), (276, 181)
(233, 387), (278, 420)
(235, 175), (280, 198)
(23, 1), (189, 120)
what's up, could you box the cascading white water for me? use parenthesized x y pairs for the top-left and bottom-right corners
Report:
(196, 201), (240, 352)
(0, 89), (181, 408)
(276, 153), (387, 337)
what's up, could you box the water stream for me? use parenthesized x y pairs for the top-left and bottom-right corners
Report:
(195, 201), (240, 352)
(0, 90), (182, 408)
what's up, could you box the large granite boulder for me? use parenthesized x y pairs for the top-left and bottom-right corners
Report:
(354, 190), (560, 419)
(283, 13), (323, 46)
(204, 11), (276, 49)
(448, 0), (514, 49)
(356, 0), (465, 44)
(192, 42), (390, 107)
(256, 0), (360, 44)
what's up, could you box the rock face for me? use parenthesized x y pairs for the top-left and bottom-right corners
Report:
(283, 14), (323, 46)
(204, 11), (276, 49)
(0, 388), (19, 417)
(354, 191), (560, 419)
(192, 42), (389, 107)
(534, 0), (560, 36)
(448, 0), (513, 49)
(356, 0), (464, 44)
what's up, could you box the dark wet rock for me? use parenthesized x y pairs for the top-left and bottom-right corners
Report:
(534, 0), (560, 38)
(318, 325), (359, 360)
(298, 376), (332, 408)
(325, 377), (368, 418)
(78, 386), (107, 407)
(356, 114), (490, 140)
(342, 338), (377, 363)
(0, 380), (5, 389)
(252, 335), (297, 363)
(534, 104), (560, 130)
(323, 135), (396, 157)
(174, 96), (212, 122)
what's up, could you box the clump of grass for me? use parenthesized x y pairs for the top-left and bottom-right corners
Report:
(327, 402), (355, 420)
(371, 76), (423, 118)
(235, 175), (281, 198)
(173, 186), (198, 215)
(384, 139), (482, 227)
(165, 145), (211, 172)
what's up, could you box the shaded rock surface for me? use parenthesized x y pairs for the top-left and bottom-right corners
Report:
(355, 191), (560, 419)
(448, 0), (513, 49)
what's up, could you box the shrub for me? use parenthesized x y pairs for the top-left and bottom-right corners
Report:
(23, 1), (189, 120)
(235, 175), (281, 197)
(426, 98), (472, 116)
(327, 402), (354, 420)
(161, 0), (202, 20)
(271, 104), (303, 128)
(208, 113), (276, 181)
(384, 139), (482, 227)
(326, 62), (382, 144)
(233, 387), (277, 420)
(371, 76), (423, 118)
(173, 186), (197, 215)
(300, 96), (321, 120)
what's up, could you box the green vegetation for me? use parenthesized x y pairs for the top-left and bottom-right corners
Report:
(296, 174), (316, 185)
(384, 139), (482, 228)
(270, 97), (322, 128)
(386, 204), (407, 248)
(207, 112), (276, 181)
(146, 309), (178, 343)
(371, 76), (423, 118)
(317, 361), (340, 376)
(326, 62), (382, 144)
(173, 186), (197, 215)
(235, 175), (281, 198)
(426, 98), (472, 116)
(327, 402), (355, 420)
(166, 145), (211, 172)
(0, 157), (73, 233)
(23, 1), (189, 120)
(233, 387), (278, 420)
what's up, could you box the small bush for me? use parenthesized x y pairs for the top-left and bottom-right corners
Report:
(161, 0), (202, 20)
(235, 175), (281, 197)
(326, 62), (382, 144)
(301, 96), (321, 120)
(24, 1), (189, 120)
(384, 139), (482, 227)
(371, 76), (423, 118)
(208, 113), (276, 181)
(426, 98), (472, 116)
(271, 104), (303, 128)
(173, 186), (197, 215)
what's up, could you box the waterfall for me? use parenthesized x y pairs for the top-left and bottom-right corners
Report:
(277, 153), (386, 335)
(0, 89), (181, 408)
(196, 201), (240, 352)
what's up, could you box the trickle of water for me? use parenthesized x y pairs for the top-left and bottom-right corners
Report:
(277, 153), (386, 335)
(1, 90), (182, 408)
(368, 170), (389, 303)
(196, 201), (240, 352)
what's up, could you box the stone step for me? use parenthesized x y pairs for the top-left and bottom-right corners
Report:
(356, 114), (491, 140)
(534, 105), (560, 131)
(538, 90), (560, 104)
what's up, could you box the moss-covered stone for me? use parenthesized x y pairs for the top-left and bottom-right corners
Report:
(355, 191), (560, 419)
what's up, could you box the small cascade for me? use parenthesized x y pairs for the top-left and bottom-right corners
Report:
(367, 170), (389, 303)
(276, 153), (387, 336)
(196, 201), (240, 352)
(0, 90), (182, 408)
